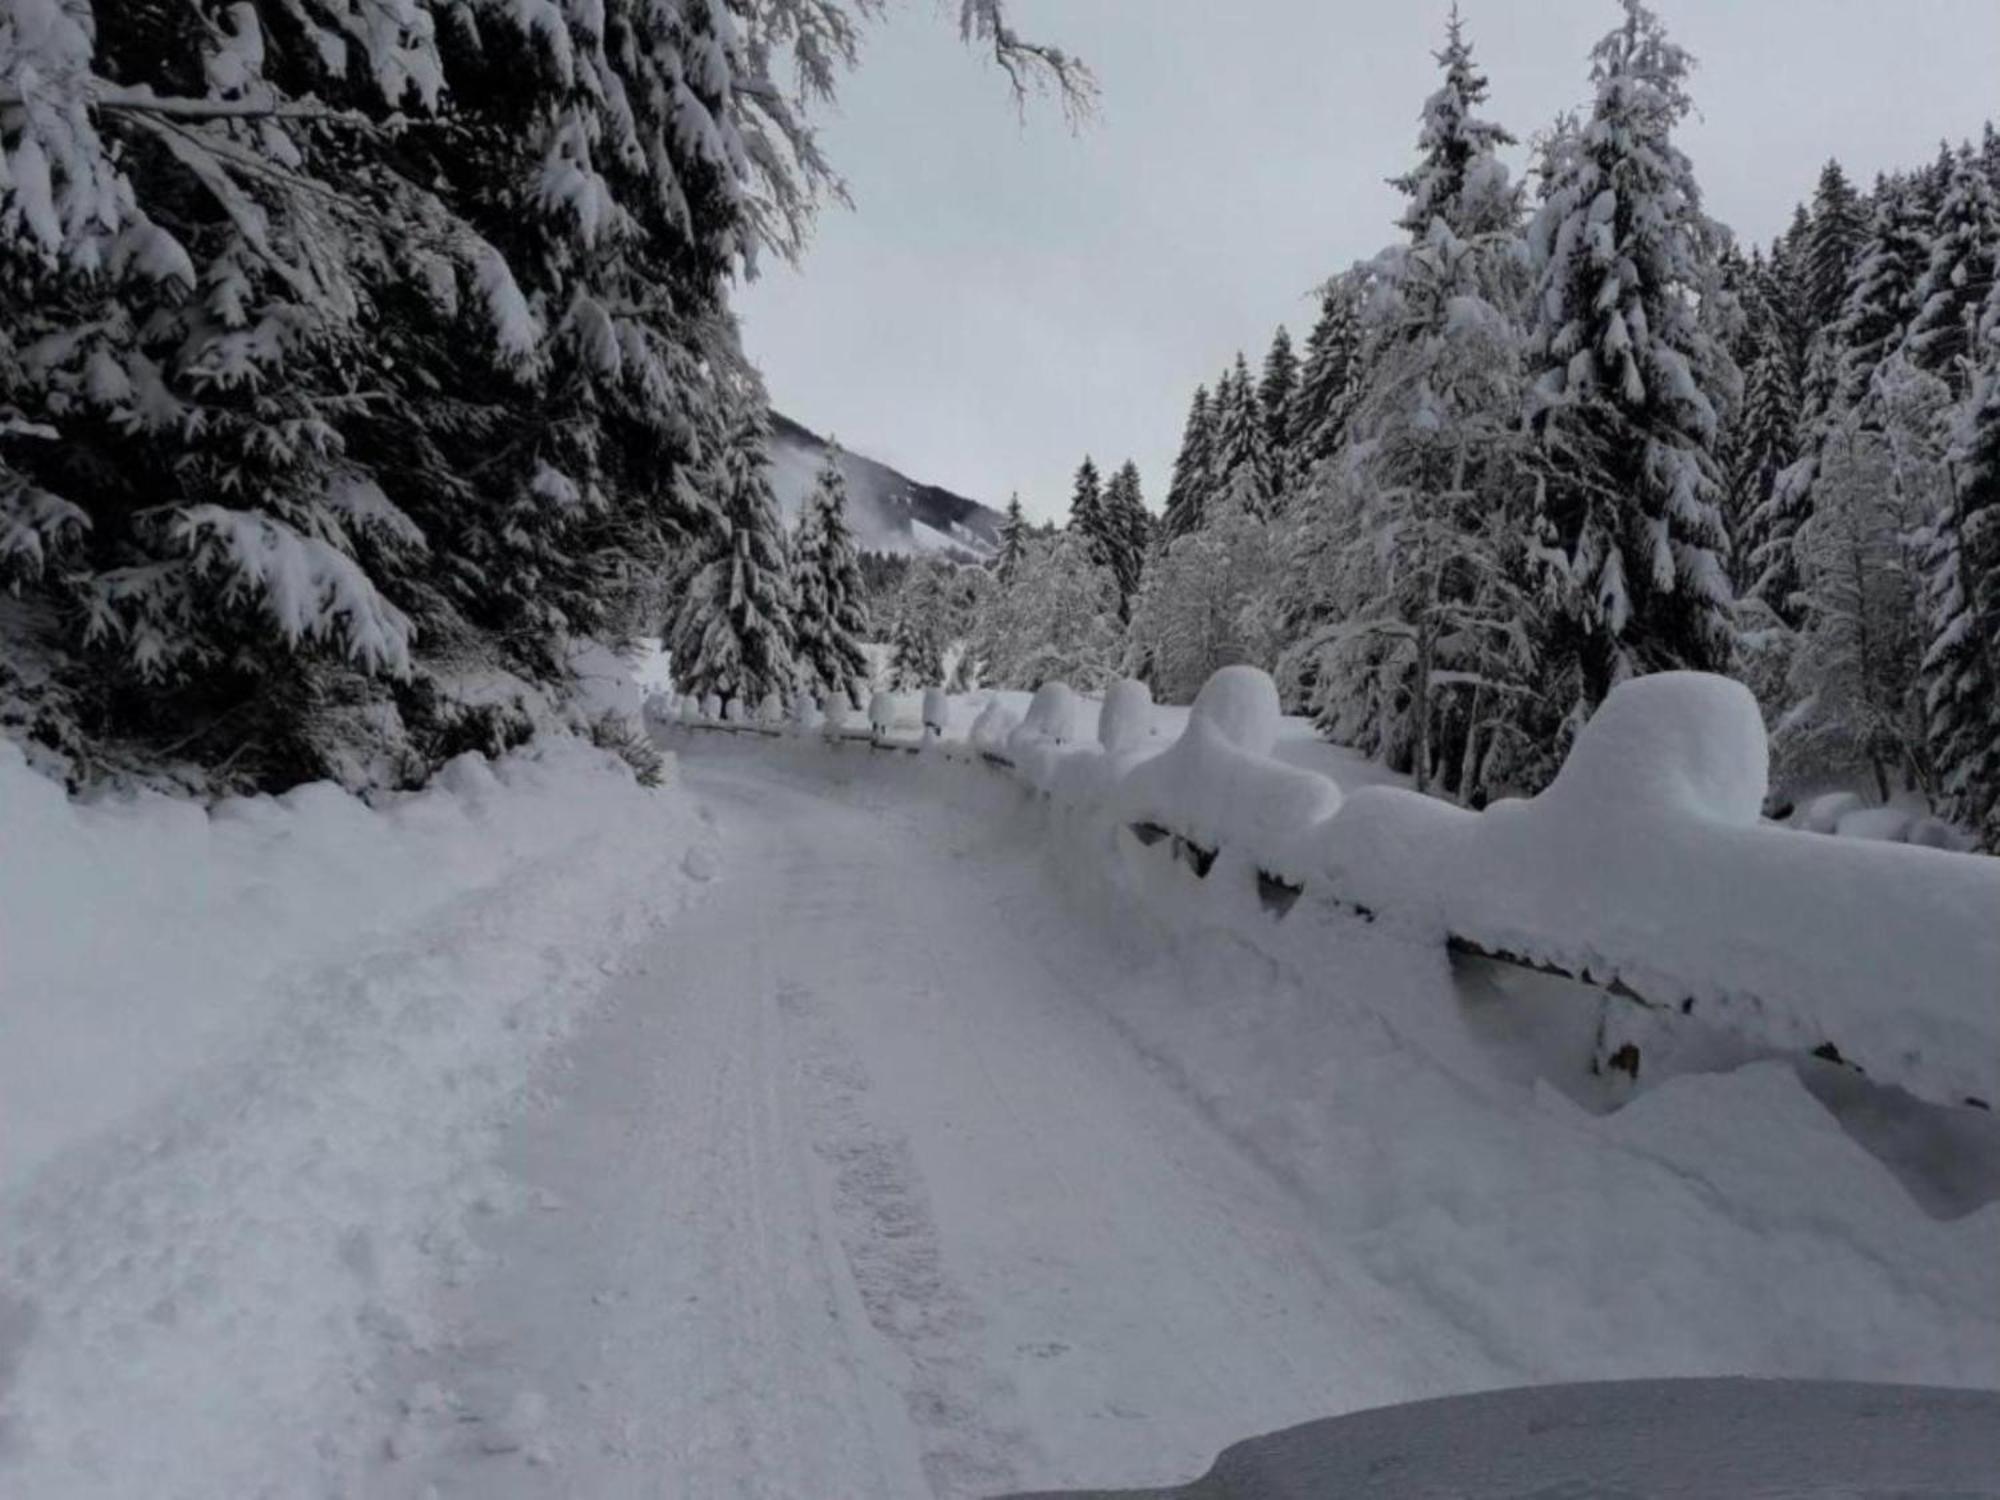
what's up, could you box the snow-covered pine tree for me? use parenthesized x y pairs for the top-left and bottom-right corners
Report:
(1258, 327), (1299, 491)
(1101, 460), (1150, 611)
(0, 0), (1088, 789)
(1525, 0), (1740, 715)
(1906, 145), (1999, 393)
(1806, 161), (1869, 334)
(1781, 357), (1950, 801)
(1922, 284), (2000, 846)
(1288, 282), (1361, 471)
(670, 404), (796, 706)
(791, 449), (873, 707)
(1290, 9), (1534, 796)
(1068, 456), (1106, 555)
(1208, 354), (1273, 516)
(1834, 174), (1935, 409)
(996, 493), (1030, 581)
(1163, 385), (1216, 539)
(970, 532), (1120, 689)
(1123, 493), (1283, 705)
(1730, 330), (1802, 595)
(1389, 4), (1519, 241)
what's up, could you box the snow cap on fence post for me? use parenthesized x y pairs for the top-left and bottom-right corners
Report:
(970, 698), (1022, 753)
(1545, 671), (1767, 826)
(1189, 665), (1281, 755)
(701, 692), (722, 722)
(868, 691), (896, 737)
(822, 687), (849, 737)
(1098, 678), (1157, 752)
(724, 696), (746, 725)
(791, 688), (821, 732)
(922, 687), (949, 739)
(757, 691), (784, 728)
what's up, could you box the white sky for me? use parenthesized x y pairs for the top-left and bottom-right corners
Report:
(736, 0), (2000, 523)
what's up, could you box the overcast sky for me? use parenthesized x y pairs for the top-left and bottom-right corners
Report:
(736, 0), (2000, 524)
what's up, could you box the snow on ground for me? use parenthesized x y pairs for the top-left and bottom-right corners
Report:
(370, 729), (1993, 1498)
(6, 676), (1997, 1499)
(0, 737), (710, 1497)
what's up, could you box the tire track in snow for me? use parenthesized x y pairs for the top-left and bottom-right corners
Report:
(776, 975), (1033, 1496)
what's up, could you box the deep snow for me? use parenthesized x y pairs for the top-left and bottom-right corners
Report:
(4, 689), (1997, 1499)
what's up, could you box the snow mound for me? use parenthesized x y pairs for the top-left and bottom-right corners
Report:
(1541, 671), (1765, 826)
(1117, 667), (1343, 881)
(867, 691), (896, 732)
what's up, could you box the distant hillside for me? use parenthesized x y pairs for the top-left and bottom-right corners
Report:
(766, 413), (1002, 560)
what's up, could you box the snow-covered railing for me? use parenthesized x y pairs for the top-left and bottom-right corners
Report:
(654, 671), (2000, 1112)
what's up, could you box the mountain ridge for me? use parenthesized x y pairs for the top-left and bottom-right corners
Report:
(766, 412), (1003, 559)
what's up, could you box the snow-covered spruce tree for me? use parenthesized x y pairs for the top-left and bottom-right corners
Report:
(1833, 174), (1933, 409)
(790, 448), (872, 708)
(1123, 492), (1282, 706)
(670, 403), (795, 705)
(1289, 11), (1535, 796)
(888, 554), (971, 690)
(1100, 460), (1150, 612)
(1068, 455), (1105, 554)
(1780, 356), (1951, 801)
(1922, 288), (2000, 846)
(1287, 280), (1361, 473)
(1257, 326), (1299, 490)
(0, 0), (1088, 789)
(1525, 0), (1740, 718)
(970, 531), (1120, 689)
(1729, 330), (1802, 595)
(995, 492), (1029, 581)
(1162, 385), (1215, 539)
(1906, 145), (1999, 393)
(1388, 4), (1518, 241)
(1208, 354), (1273, 517)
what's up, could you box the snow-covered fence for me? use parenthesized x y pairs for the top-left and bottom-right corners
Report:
(660, 672), (2000, 1111)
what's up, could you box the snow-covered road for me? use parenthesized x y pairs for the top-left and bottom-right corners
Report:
(385, 756), (1480, 1497)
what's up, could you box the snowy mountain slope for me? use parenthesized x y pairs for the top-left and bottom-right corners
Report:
(766, 411), (1002, 559)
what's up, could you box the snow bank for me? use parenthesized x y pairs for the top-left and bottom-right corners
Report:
(0, 735), (702, 1494)
(1316, 673), (2000, 1107)
(1116, 666), (1343, 882)
(665, 667), (1999, 1107)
